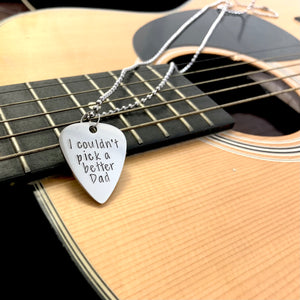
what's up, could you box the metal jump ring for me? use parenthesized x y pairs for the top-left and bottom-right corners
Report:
(80, 111), (101, 133)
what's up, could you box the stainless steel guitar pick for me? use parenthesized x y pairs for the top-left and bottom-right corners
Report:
(59, 123), (127, 204)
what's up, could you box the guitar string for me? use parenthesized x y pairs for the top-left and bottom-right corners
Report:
(0, 66), (299, 125)
(0, 64), (297, 124)
(85, 0), (281, 120)
(0, 85), (299, 162)
(0, 54), (298, 112)
(0, 47), (298, 97)
(0, 73), (299, 142)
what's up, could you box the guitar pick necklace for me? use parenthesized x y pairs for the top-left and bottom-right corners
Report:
(59, 0), (278, 204)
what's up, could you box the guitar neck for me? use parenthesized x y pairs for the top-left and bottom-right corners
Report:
(0, 64), (234, 184)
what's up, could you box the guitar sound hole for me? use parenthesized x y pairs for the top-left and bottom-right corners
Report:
(171, 54), (300, 136)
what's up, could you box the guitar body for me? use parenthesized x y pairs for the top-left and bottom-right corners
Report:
(1, 1), (299, 299)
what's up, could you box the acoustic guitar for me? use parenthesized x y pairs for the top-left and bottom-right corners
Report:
(0, 0), (299, 299)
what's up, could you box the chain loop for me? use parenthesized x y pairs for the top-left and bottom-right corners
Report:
(81, 0), (278, 125)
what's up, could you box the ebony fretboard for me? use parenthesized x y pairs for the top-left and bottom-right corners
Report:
(0, 65), (234, 184)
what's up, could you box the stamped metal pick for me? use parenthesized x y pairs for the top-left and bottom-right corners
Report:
(59, 122), (127, 204)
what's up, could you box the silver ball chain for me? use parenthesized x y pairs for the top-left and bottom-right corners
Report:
(81, 0), (278, 123)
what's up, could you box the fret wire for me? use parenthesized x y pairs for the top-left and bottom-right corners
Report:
(57, 78), (87, 116)
(149, 65), (214, 127)
(109, 71), (170, 138)
(85, 74), (144, 145)
(0, 107), (31, 172)
(1, 51), (298, 97)
(26, 82), (60, 137)
(0, 86), (298, 160)
(0, 61), (298, 113)
(1, 70), (297, 128)
(136, 67), (194, 132)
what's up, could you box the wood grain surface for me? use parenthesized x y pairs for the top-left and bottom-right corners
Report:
(1, 0), (299, 299)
